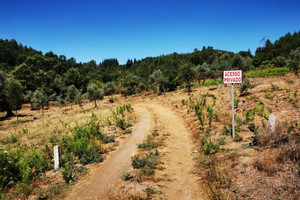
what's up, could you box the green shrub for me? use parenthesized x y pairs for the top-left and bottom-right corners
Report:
(138, 136), (159, 149)
(265, 93), (275, 100)
(240, 78), (254, 94)
(201, 136), (219, 155)
(17, 149), (50, 183)
(207, 105), (213, 126)
(103, 135), (115, 144)
(245, 109), (255, 122)
(122, 170), (134, 181)
(204, 78), (222, 86)
(116, 117), (126, 130)
(248, 123), (259, 134)
(234, 98), (240, 108)
(131, 153), (158, 170)
(79, 144), (103, 165)
(108, 96), (114, 103)
(61, 153), (77, 184)
(131, 155), (147, 169)
(123, 129), (132, 134)
(219, 137), (226, 145)
(0, 149), (21, 192)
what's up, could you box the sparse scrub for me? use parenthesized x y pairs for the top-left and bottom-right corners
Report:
(264, 92), (275, 100)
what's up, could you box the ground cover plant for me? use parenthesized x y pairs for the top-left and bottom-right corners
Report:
(0, 103), (135, 199)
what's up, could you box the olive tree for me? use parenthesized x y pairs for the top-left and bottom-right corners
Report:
(195, 63), (210, 85)
(103, 82), (116, 96)
(149, 70), (168, 94)
(121, 73), (140, 96)
(177, 63), (196, 92)
(66, 85), (78, 109)
(32, 90), (49, 115)
(75, 91), (83, 108)
(87, 83), (104, 108)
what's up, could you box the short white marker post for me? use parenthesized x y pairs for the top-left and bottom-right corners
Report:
(54, 145), (59, 170)
(268, 115), (276, 133)
(223, 70), (242, 139)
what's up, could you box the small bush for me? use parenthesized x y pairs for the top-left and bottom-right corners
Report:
(248, 123), (259, 134)
(122, 170), (134, 181)
(202, 136), (219, 155)
(123, 129), (132, 134)
(265, 93), (275, 100)
(219, 137), (226, 145)
(234, 98), (240, 108)
(103, 135), (115, 144)
(240, 78), (254, 94)
(131, 155), (147, 169)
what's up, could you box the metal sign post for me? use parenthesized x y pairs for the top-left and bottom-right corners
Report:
(223, 70), (242, 139)
(231, 83), (235, 138)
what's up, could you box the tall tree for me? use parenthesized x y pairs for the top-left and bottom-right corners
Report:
(289, 47), (300, 76)
(0, 71), (14, 117)
(5, 78), (23, 121)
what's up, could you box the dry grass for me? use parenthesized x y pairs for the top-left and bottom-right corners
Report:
(151, 73), (300, 199)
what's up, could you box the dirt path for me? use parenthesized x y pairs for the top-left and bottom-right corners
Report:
(63, 103), (203, 200)
(63, 106), (152, 200)
(147, 104), (203, 200)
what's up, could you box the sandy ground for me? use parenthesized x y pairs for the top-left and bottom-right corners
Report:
(147, 104), (204, 200)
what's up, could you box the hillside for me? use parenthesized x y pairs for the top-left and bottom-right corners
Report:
(0, 70), (299, 199)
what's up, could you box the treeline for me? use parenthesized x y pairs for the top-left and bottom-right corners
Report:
(0, 31), (299, 117)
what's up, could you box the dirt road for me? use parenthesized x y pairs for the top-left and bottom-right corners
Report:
(148, 104), (203, 200)
(63, 104), (203, 200)
(64, 106), (152, 200)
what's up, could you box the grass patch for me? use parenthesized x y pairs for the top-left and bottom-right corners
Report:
(245, 67), (290, 78)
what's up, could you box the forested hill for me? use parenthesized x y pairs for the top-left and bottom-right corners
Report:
(0, 31), (299, 116)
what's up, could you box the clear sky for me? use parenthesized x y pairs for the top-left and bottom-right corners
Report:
(0, 0), (299, 64)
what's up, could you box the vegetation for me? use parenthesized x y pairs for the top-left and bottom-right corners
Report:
(87, 83), (104, 108)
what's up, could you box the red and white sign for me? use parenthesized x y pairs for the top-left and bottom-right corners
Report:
(223, 70), (242, 84)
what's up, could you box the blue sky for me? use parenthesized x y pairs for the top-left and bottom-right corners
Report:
(0, 0), (299, 64)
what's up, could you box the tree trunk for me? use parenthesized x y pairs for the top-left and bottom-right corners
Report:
(16, 110), (18, 122)
(42, 105), (44, 115)
(187, 83), (192, 93)
(5, 109), (14, 117)
(202, 78), (206, 86)
(94, 100), (97, 108)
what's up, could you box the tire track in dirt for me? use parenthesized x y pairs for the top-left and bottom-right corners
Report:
(63, 106), (152, 200)
(63, 103), (203, 200)
(146, 104), (204, 200)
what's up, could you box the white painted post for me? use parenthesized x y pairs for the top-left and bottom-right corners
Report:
(231, 83), (235, 139)
(268, 115), (276, 133)
(54, 145), (59, 170)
